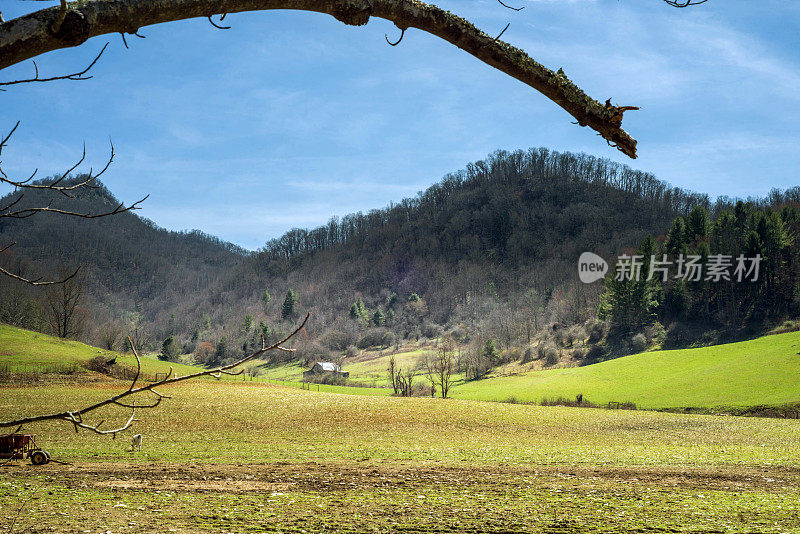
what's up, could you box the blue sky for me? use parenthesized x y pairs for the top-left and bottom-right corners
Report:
(1, 0), (798, 250)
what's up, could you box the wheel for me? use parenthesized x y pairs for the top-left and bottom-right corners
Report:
(30, 451), (47, 466)
(43, 451), (51, 464)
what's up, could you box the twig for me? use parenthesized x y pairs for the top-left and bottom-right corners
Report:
(385, 27), (405, 46)
(6, 477), (49, 534)
(0, 265), (79, 287)
(493, 23), (510, 43)
(663, 0), (709, 6)
(0, 195), (148, 220)
(0, 44), (108, 89)
(208, 14), (231, 29)
(497, 0), (524, 11)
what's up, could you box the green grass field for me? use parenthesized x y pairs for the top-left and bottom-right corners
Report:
(259, 347), (436, 388)
(338, 347), (434, 387)
(0, 323), (202, 378)
(452, 331), (800, 409)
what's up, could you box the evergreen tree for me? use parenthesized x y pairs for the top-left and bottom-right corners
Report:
(373, 308), (385, 327)
(599, 235), (660, 333)
(665, 216), (686, 256)
(686, 206), (710, 243)
(242, 314), (254, 333)
(349, 297), (370, 325)
(282, 289), (298, 321)
(160, 335), (180, 361)
(212, 336), (229, 366)
(482, 338), (498, 365)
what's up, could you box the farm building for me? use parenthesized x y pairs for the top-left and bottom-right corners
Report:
(303, 362), (349, 379)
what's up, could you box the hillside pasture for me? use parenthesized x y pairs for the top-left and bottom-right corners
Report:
(0, 324), (201, 378)
(452, 331), (800, 409)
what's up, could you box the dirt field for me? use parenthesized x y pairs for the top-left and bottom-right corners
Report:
(3, 382), (800, 532)
(3, 460), (800, 533)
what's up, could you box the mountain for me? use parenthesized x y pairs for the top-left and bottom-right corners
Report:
(2, 147), (796, 364)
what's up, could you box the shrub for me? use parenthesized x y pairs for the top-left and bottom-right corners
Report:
(522, 347), (534, 363)
(586, 319), (608, 343)
(357, 328), (391, 349)
(553, 328), (569, 347)
(380, 330), (396, 347)
(194, 342), (215, 364)
(537, 342), (559, 366)
(571, 346), (587, 360)
(447, 326), (469, 343)
(584, 344), (605, 362)
(421, 322), (443, 339)
(566, 325), (585, 346)
(630, 333), (648, 353)
(320, 330), (355, 351)
(645, 321), (667, 345)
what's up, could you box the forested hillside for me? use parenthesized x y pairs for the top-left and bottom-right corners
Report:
(0, 181), (245, 345)
(192, 148), (721, 362)
(1, 148), (797, 370)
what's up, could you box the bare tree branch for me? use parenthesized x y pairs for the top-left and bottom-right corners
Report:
(0, 263), (80, 287)
(0, 0), (639, 157)
(663, 0), (708, 6)
(0, 313), (310, 435)
(493, 22), (510, 43)
(496, 0), (524, 12)
(0, 123), (115, 197)
(0, 195), (148, 220)
(0, 122), (146, 284)
(0, 42), (108, 90)
(0, 122), (146, 215)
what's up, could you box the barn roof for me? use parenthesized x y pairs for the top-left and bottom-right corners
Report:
(317, 362), (341, 372)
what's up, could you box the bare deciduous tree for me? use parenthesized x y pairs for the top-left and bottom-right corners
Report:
(97, 320), (124, 350)
(463, 337), (491, 381)
(388, 358), (417, 397)
(44, 266), (86, 339)
(423, 337), (455, 399)
(387, 354), (400, 395)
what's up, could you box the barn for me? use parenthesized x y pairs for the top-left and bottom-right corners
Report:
(303, 362), (349, 379)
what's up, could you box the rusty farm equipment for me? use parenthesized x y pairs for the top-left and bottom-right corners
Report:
(0, 433), (50, 465)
